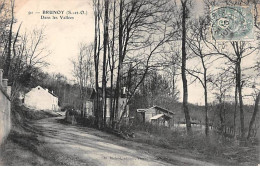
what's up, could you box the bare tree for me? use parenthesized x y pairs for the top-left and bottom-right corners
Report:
(247, 89), (260, 139)
(117, 24), (178, 127)
(181, 0), (192, 134)
(3, 0), (15, 78)
(7, 27), (50, 100)
(93, 0), (102, 127)
(98, 0), (177, 128)
(211, 71), (233, 134)
(108, 0), (117, 127)
(187, 17), (213, 136)
(101, 0), (109, 127)
(247, 60), (260, 140)
(72, 43), (94, 117)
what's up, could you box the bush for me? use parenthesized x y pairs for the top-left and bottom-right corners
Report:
(74, 115), (95, 127)
(61, 105), (74, 112)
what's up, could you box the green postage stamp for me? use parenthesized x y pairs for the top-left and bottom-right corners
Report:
(211, 6), (254, 41)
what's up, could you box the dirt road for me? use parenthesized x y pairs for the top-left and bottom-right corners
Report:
(0, 116), (217, 166)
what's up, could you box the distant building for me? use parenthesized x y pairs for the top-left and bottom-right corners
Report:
(24, 86), (59, 111)
(90, 87), (129, 122)
(82, 87), (95, 117)
(85, 100), (93, 116)
(136, 105), (175, 127)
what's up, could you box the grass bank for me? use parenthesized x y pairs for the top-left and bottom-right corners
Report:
(123, 122), (260, 165)
(0, 103), (60, 165)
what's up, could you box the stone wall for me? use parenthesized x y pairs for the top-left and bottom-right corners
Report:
(0, 69), (11, 145)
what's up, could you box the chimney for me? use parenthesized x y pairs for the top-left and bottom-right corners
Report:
(2, 79), (8, 92)
(0, 69), (3, 87)
(122, 87), (126, 95)
(7, 86), (11, 96)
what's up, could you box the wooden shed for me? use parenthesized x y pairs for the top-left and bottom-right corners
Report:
(136, 105), (175, 127)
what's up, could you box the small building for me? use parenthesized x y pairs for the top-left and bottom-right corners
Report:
(90, 87), (129, 122)
(136, 105), (175, 127)
(24, 86), (59, 111)
(80, 87), (95, 117)
(84, 100), (93, 116)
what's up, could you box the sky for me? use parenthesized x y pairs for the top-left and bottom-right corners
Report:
(14, 0), (258, 105)
(15, 0), (94, 80)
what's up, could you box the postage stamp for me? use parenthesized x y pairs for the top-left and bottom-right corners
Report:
(211, 6), (254, 41)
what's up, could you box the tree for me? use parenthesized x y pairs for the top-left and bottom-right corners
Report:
(3, 0), (14, 78)
(247, 60), (260, 140)
(187, 17), (214, 136)
(8, 27), (50, 100)
(93, 0), (102, 127)
(160, 42), (181, 102)
(247, 90), (260, 139)
(211, 72), (233, 134)
(100, 0), (177, 128)
(108, 0), (117, 127)
(0, 0), (10, 65)
(207, 0), (259, 141)
(72, 43), (94, 117)
(180, 0), (192, 134)
(101, 0), (109, 127)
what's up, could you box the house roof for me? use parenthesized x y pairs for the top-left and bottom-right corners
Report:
(150, 114), (172, 120)
(34, 86), (58, 98)
(136, 106), (175, 116)
(48, 90), (58, 98)
(0, 85), (10, 101)
(150, 105), (175, 115)
(150, 114), (164, 120)
(136, 109), (146, 113)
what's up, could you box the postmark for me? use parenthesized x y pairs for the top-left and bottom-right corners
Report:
(211, 6), (254, 41)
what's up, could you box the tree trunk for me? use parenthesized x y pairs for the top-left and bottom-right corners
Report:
(110, 0), (116, 127)
(102, 0), (109, 128)
(219, 99), (224, 134)
(237, 61), (245, 139)
(247, 92), (260, 140)
(4, 0), (14, 78)
(93, 0), (101, 128)
(234, 75), (238, 137)
(114, 0), (124, 129)
(80, 85), (84, 117)
(181, 0), (192, 134)
(204, 80), (209, 136)
(201, 56), (209, 136)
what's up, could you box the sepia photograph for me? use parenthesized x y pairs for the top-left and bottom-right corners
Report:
(0, 0), (259, 166)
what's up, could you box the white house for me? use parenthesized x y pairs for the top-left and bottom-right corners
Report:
(24, 86), (59, 111)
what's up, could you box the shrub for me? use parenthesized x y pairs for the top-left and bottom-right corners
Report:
(74, 115), (95, 127)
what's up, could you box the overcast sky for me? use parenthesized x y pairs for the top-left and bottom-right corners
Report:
(14, 0), (257, 105)
(15, 0), (94, 79)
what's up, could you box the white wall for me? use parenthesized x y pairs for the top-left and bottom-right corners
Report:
(24, 86), (59, 111)
(85, 101), (93, 116)
(145, 108), (156, 122)
(0, 88), (11, 145)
